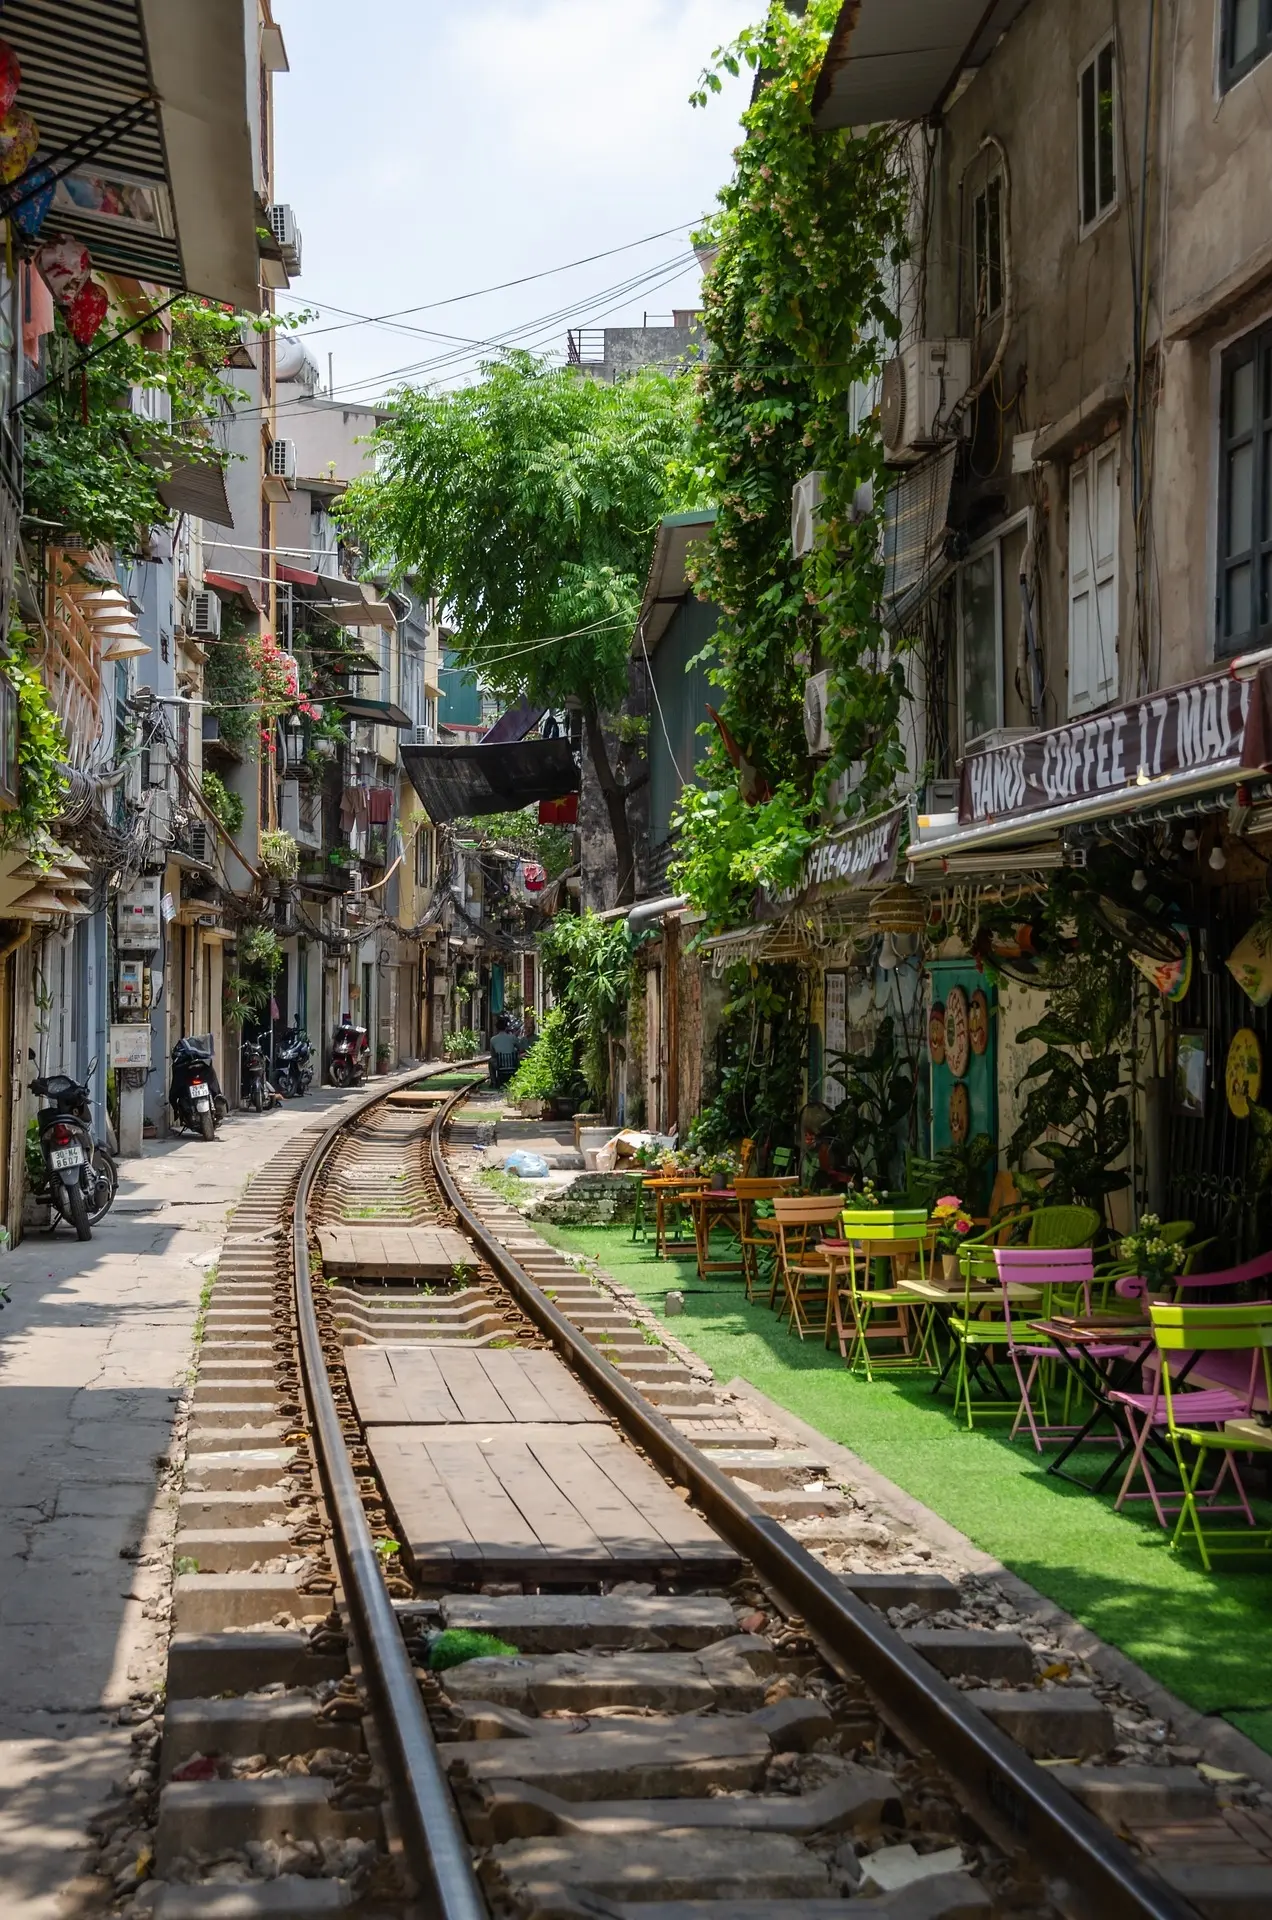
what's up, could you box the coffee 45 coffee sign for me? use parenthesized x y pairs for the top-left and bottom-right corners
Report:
(959, 667), (1272, 825)
(760, 803), (906, 914)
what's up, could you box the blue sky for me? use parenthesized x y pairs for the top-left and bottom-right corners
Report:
(272, 0), (756, 401)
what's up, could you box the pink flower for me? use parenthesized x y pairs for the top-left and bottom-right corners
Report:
(935, 1195), (962, 1211)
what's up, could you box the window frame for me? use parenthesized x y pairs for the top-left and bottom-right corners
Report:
(1077, 32), (1119, 239)
(971, 172), (1004, 324)
(1216, 318), (1272, 658)
(1220, 0), (1272, 92)
(956, 532), (1005, 753)
(1067, 439), (1121, 716)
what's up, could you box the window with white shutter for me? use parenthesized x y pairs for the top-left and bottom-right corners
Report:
(1068, 442), (1119, 715)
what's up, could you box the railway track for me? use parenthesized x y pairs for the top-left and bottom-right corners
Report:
(96, 1073), (1270, 1920)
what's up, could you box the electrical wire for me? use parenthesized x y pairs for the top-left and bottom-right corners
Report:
(276, 220), (702, 340)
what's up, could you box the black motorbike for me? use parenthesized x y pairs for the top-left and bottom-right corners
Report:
(274, 1024), (314, 1099)
(28, 1052), (117, 1241)
(240, 1035), (282, 1112)
(329, 1018), (369, 1088)
(170, 1034), (223, 1141)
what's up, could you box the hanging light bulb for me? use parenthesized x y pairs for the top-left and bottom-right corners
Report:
(1181, 827), (1200, 851)
(1209, 844), (1227, 871)
(877, 932), (900, 971)
(1131, 868), (1147, 891)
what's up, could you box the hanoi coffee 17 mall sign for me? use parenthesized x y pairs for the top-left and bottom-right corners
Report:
(958, 666), (1272, 826)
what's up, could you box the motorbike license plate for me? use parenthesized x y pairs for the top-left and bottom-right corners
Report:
(192, 1091), (211, 1108)
(50, 1144), (84, 1170)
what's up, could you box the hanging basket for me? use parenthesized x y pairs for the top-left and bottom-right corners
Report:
(868, 883), (929, 936)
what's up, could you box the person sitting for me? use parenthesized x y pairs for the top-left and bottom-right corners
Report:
(489, 1021), (520, 1086)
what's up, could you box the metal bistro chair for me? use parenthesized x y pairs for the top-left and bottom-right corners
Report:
(993, 1246), (1103, 1451)
(735, 1175), (800, 1300)
(1148, 1301), (1272, 1570)
(771, 1197), (843, 1338)
(830, 1208), (932, 1378)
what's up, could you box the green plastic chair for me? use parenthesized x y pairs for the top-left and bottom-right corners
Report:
(1024, 1205), (1101, 1249)
(1150, 1301), (1272, 1570)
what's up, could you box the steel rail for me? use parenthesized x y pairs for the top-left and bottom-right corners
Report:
(432, 1104), (1197, 1920)
(293, 1071), (488, 1920)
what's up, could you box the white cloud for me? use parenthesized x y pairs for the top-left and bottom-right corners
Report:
(271, 0), (755, 397)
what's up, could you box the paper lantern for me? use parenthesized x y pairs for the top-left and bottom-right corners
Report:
(11, 161), (55, 240)
(0, 106), (37, 185)
(34, 237), (91, 303)
(65, 278), (108, 346)
(0, 40), (22, 119)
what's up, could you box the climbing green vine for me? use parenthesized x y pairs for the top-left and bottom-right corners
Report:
(1, 635), (68, 847)
(671, 0), (910, 928)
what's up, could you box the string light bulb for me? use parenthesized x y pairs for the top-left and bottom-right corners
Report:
(1209, 844), (1227, 871)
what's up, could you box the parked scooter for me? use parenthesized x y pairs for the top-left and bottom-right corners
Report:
(27, 1051), (117, 1241)
(329, 1016), (369, 1087)
(240, 1034), (282, 1113)
(274, 1024), (314, 1099)
(170, 1034), (223, 1141)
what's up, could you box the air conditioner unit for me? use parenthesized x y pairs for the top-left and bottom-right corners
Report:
(803, 670), (833, 755)
(404, 724), (436, 746)
(188, 590), (221, 638)
(791, 471), (825, 558)
(924, 778), (960, 814)
(267, 438), (297, 484)
(880, 339), (972, 464)
(129, 384), (172, 425)
(267, 203), (302, 274)
(184, 821), (210, 864)
(963, 724), (1036, 755)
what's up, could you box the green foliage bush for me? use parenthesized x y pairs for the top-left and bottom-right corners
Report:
(259, 828), (299, 878)
(1, 638), (69, 848)
(443, 1027), (480, 1061)
(201, 769), (244, 836)
(507, 1006), (578, 1102)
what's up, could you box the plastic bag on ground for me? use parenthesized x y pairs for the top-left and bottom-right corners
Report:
(503, 1150), (550, 1178)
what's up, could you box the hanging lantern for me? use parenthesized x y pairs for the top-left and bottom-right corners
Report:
(11, 161), (55, 240)
(0, 40), (22, 119)
(867, 882), (929, 936)
(0, 105), (37, 184)
(65, 277), (107, 346)
(34, 236), (90, 303)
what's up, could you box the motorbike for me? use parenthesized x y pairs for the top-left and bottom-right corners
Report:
(170, 1034), (223, 1141)
(240, 1035), (282, 1113)
(27, 1051), (117, 1241)
(274, 1024), (314, 1099)
(329, 1017), (369, 1088)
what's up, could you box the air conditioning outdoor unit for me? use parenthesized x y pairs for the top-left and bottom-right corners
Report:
(188, 590), (221, 638)
(268, 438), (297, 484)
(963, 724), (1037, 755)
(880, 339), (972, 464)
(405, 724), (436, 746)
(803, 669), (833, 755)
(791, 471), (825, 558)
(267, 203), (302, 275)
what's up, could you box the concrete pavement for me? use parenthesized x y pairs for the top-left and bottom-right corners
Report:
(0, 1082), (379, 1917)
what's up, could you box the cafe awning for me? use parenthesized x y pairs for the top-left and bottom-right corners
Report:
(909, 664), (1272, 870)
(339, 696), (412, 728)
(400, 737), (580, 825)
(812, 0), (1030, 129)
(3, 0), (258, 308)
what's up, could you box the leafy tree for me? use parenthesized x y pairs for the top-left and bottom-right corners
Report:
(338, 352), (698, 902)
(538, 910), (633, 1104)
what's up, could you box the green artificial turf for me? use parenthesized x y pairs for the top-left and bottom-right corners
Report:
(536, 1219), (1272, 1755)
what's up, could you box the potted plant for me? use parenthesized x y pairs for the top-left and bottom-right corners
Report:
(375, 1043), (391, 1074)
(704, 1149), (738, 1192)
(1116, 1213), (1183, 1295)
(931, 1194), (973, 1283)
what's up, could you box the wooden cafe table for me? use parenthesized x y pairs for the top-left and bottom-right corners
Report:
(641, 1174), (709, 1259)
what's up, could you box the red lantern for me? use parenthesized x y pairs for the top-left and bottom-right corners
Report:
(0, 41), (22, 119)
(65, 278), (107, 346)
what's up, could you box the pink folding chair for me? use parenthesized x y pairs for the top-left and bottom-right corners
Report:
(1109, 1315), (1262, 1529)
(994, 1246), (1121, 1452)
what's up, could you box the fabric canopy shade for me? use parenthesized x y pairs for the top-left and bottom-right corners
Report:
(400, 737), (580, 824)
(339, 696), (412, 727)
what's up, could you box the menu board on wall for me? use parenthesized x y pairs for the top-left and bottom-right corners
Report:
(823, 970), (847, 1109)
